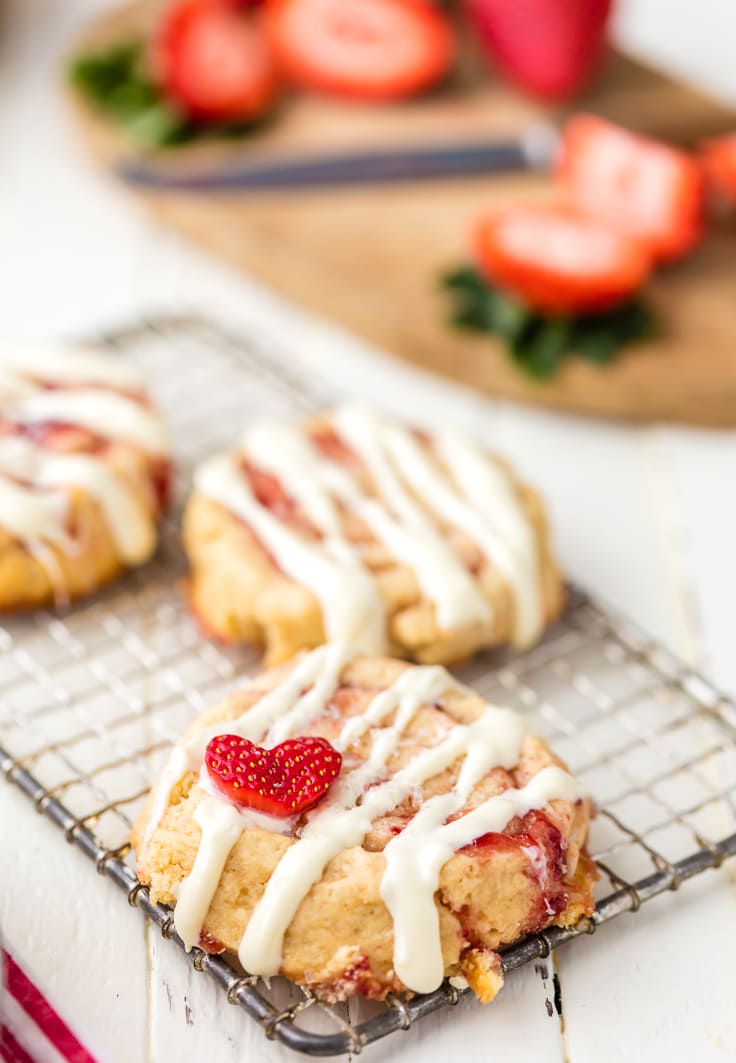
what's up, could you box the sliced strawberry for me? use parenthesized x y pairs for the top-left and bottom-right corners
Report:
(263, 0), (455, 102)
(558, 115), (705, 264)
(204, 733), (342, 816)
(473, 204), (651, 315)
(464, 0), (612, 101)
(700, 133), (736, 209)
(154, 0), (278, 122)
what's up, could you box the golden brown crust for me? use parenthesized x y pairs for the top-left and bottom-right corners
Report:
(0, 443), (166, 611)
(132, 655), (595, 1004)
(183, 413), (565, 665)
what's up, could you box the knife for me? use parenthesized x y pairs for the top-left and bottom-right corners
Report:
(116, 122), (559, 192)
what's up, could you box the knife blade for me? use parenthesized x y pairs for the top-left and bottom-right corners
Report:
(117, 122), (559, 192)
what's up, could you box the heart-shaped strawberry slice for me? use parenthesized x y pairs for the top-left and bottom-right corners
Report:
(204, 734), (342, 817)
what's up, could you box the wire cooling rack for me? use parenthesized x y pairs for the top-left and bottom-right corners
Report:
(2, 316), (736, 1057)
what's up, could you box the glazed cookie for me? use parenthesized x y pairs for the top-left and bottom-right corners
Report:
(132, 647), (596, 1004)
(183, 405), (564, 665)
(0, 345), (171, 609)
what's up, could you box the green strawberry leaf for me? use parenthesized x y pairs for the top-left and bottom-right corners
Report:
(511, 319), (574, 379)
(70, 42), (143, 100)
(69, 40), (270, 149)
(70, 41), (194, 148)
(486, 288), (533, 343)
(442, 266), (655, 380)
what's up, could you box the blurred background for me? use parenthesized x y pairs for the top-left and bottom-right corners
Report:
(1, 0), (735, 343)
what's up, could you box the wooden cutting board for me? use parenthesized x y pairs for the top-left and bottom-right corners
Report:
(71, 2), (736, 426)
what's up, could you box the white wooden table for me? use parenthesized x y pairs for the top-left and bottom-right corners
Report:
(1, 2), (736, 1061)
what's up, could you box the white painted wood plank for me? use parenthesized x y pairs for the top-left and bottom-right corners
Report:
(613, 0), (736, 105)
(494, 409), (684, 649)
(656, 427), (736, 697)
(150, 936), (565, 1063)
(0, 784), (148, 1063)
(358, 965), (564, 1063)
(552, 422), (736, 1062)
(558, 868), (736, 1062)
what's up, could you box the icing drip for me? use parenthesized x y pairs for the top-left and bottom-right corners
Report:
(0, 344), (146, 390)
(332, 406), (491, 631)
(9, 389), (168, 455)
(434, 431), (542, 646)
(194, 453), (386, 654)
(196, 404), (544, 653)
(380, 765), (580, 993)
(149, 647), (582, 993)
(174, 797), (245, 950)
(0, 345), (169, 590)
(0, 437), (155, 563)
(247, 416), (490, 631)
(0, 476), (72, 549)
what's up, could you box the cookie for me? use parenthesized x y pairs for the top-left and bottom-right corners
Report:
(184, 405), (564, 664)
(0, 345), (171, 609)
(132, 647), (596, 1004)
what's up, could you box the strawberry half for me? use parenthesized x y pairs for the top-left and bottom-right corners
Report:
(204, 734), (342, 816)
(700, 133), (736, 211)
(473, 204), (651, 314)
(154, 0), (278, 123)
(557, 115), (705, 264)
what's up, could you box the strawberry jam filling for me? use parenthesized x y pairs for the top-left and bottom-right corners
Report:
(241, 460), (318, 537)
(198, 928), (227, 954)
(319, 955), (386, 1003)
(463, 808), (569, 923)
(151, 458), (173, 514)
(0, 418), (102, 453)
(310, 426), (360, 468)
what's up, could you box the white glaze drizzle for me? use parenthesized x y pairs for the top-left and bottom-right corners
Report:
(174, 797), (245, 950)
(245, 415), (490, 642)
(382, 425), (542, 647)
(0, 474), (71, 549)
(194, 452), (385, 654)
(147, 647), (581, 993)
(435, 431), (542, 646)
(0, 437), (155, 563)
(0, 345), (168, 588)
(195, 404), (544, 654)
(0, 369), (37, 404)
(332, 406), (491, 631)
(263, 644), (356, 746)
(0, 344), (146, 390)
(8, 389), (168, 455)
(237, 671), (521, 977)
(380, 765), (580, 993)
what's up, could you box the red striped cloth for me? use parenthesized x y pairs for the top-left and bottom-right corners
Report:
(1, 951), (96, 1063)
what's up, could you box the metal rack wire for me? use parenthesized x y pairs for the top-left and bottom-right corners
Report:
(1, 316), (735, 1057)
